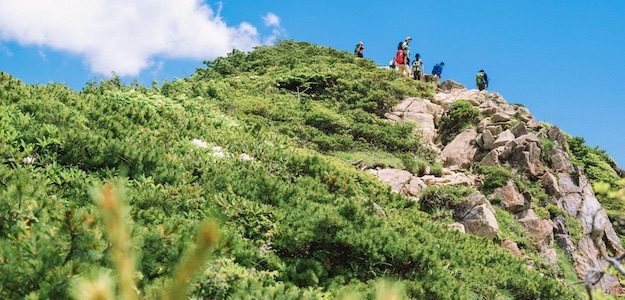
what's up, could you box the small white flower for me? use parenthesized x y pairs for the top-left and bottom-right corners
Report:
(191, 138), (208, 149)
(239, 153), (254, 161)
(212, 151), (225, 159)
(23, 156), (36, 164)
(212, 146), (223, 152)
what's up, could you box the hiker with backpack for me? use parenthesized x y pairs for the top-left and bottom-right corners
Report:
(354, 41), (365, 58)
(412, 53), (424, 80)
(432, 62), (445, 78)
(395, 46), (410, 77)
(476, 69), (489, 91)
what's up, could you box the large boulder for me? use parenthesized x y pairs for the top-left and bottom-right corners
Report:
(492, 130), (515, 148)
(479, 148), (501, 167)
(518, 214), (554, 247)
(440, 80), (466, 91)
(491, 112), (511, 123)
(441, 128), (479, 169)
(492, 180), (529, 213)
(551, 149), (573, 172)
(403, 112), (437, 142)
(478, 130), (496, 150)
(367, 168), (413, 194)
(462, 204), (499, 239)
(405, 177), (426, 196)
(511, 122), (528, 137)
(541, 172), (561, 197)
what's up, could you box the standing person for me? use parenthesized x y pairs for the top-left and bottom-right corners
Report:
(395, 47), (409, 76)
(354, 41), (365, 58)
(476, 69), (489, 91)
(412, 53), (424, 80)
(432, 62), (445, 79)
(401, 37), (412, 64)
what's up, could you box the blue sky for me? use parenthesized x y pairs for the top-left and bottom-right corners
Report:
(1, 1), (624, 167)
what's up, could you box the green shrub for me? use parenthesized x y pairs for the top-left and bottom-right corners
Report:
(540, 137), (556, 162)
(438, 100), (480, 144)
(418, 185), (477, 213)
(478, 166), (512, 194)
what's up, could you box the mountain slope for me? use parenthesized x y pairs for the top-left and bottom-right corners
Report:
(0, 41), (621, 299)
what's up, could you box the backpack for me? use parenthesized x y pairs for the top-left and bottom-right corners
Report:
(476, 72), (485, 84)
(395, 50), (405, 64)
(412, 60), (421, 72)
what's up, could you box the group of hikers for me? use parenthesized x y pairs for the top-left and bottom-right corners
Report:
(354, 38), (489, 91)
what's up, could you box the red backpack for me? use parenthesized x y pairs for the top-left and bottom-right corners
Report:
(395, 50), (405, 64)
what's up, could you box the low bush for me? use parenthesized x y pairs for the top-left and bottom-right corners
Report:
(438, 100), (480, 144)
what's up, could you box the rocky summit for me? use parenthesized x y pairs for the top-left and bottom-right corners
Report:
(1, 41), (623, 299)
(375, 83), (624, 293)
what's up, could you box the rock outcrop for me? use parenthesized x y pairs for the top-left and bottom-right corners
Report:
(370, 87), (624, 294)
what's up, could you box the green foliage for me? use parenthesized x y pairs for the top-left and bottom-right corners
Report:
(0, 42), (576, 300)
(418, 185), (477, 213)
(332, 151), (404, 170)
(438, 100), (481, 144)
(494, 207), (535, 251)
(540, 137), (556, 162)
(478, 166), (512, 194)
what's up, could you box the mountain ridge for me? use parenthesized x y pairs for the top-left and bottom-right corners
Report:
(1, 40), (623, 299)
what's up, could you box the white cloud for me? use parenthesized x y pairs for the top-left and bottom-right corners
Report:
(0, 0), (281, 76)
(262, 12), (285, 45)
(263, 13), (281, 27)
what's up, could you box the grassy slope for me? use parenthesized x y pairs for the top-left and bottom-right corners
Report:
(0, 41), (575, 299)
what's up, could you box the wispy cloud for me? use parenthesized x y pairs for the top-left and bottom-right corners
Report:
(0, 43), (13, 57)
(262, 12), (286, 45)
(0, 0), (282, 76)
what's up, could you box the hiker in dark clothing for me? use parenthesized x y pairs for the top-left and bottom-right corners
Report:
(432, 62), (445, 78)
(412, 53), (423, 80)
(476, 69), (489, 91)
(354, 41), (365, 58)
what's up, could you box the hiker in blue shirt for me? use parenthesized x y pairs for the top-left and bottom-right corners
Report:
(432, 62), (445, 78)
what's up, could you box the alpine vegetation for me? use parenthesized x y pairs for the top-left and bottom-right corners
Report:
(1, 41), (623, 299)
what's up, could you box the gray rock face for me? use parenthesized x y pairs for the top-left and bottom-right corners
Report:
(406, 177), (427, 196)
(441, 128), (479, 169)
(492, 130), (515, 148)
(479, 148), (501, 167)
(541, 172), (561, 197)
(511, 122), (528, 137)
(440, 80), (466, 91)
(555, 170), (624, 292)
(551, 149), (573, 172)
(462, 204), (499, 239)
(492, 180), (529, 213)
(518, 215), (554, 247)
(367, 168), (413, 194)
(491, 112), (511, 123)
(390, 98), (442, 143)
(479, 130), (495, 150)
(454, 193), (489, 220)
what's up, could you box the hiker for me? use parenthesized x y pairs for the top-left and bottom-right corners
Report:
(401, 37), (412, 65)
(389, 58), (396, 69)
(395, 46), (410, 77)
(432, 62), (445, 78)
(412, 53), (424, 80)
(354, 41), (365, 58)
(476, 69), (489, 91)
